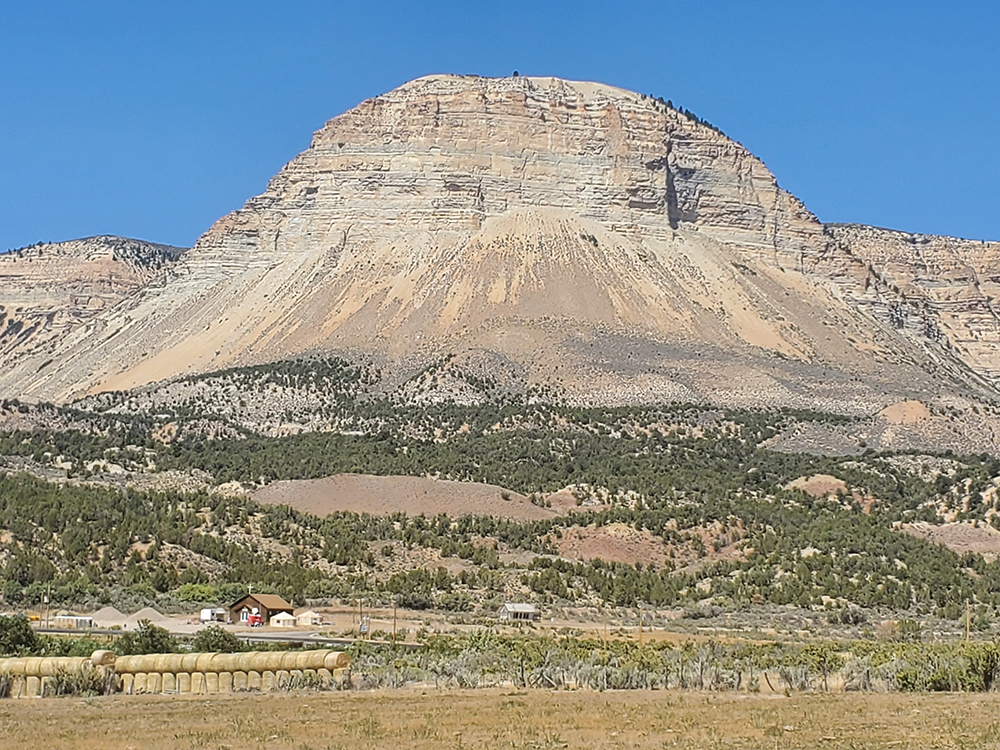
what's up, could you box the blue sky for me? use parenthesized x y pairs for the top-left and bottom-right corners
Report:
(2, 1), (997, 250)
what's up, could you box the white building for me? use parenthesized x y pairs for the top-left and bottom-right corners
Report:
(269, 611), (297, 628)
(498, 603), (540, 622)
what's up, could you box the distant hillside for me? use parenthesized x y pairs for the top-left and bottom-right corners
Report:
(0, 76), (996, 431)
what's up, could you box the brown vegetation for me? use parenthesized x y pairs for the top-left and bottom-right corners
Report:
(2, 689), (1000, 749)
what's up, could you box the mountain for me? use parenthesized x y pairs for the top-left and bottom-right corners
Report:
(0, 75), (997, 418)
(0, 236), (186, 381)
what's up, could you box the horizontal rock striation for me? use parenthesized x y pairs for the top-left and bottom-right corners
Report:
(824, 224), (1000, 385)
(0, 75), (995, 413)
(0, 236), (185, 383)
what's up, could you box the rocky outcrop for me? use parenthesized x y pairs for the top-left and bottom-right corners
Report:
(0, 236), (185, 380)
(0, 76), (995, 414)
(824, 224), (1000, 385)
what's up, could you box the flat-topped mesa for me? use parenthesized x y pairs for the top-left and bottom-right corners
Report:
(0, 75), (996, 410)
(225, 74), (826, 269)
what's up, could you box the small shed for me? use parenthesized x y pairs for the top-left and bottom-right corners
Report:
(498, 603), (540, 622)
(296, 609), (322, 627)
(229, 594), (294, 626)
(52, 615), (93, 629)
(270, 611), (297, 628)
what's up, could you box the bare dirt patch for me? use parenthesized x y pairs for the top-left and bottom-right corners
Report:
(554, 522), (671, 567)
(786, 474), (848, 498)
(901, 520), (1000, 562)
(880, 399), (931, 424)
(254, 473), (561, 520)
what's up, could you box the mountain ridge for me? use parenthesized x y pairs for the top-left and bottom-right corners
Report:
(0, 75), (997, 420)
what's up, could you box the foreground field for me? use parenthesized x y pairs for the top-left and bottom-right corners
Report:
(2, 689), (1000, 749)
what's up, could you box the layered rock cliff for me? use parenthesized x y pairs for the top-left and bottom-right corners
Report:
(0, 236), (185, 380)
(0, 75), (996, 413)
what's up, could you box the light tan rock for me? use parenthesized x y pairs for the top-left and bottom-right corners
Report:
(0, 76), (995, 412)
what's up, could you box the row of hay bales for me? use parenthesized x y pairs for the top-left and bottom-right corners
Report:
(0, 649), (349, 698)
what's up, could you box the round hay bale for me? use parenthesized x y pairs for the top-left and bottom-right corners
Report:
(219, 671), (233, 693)
(177, 672), (191, 693)
(191, 672), (205, 694)
(205, 672), (220, 694)
(294, 652), (318, 671)
(324, 651), (350, 670)
(256, 653), (283, 673)
(22, 658), (44, 677)
(133, 673), (148, 693)
(162, 673), (177, 693)
(90, 650), (116, 667)
(236, 653), (256, 673)
(180, 653), (200, 672)
(212, 654), (240, 673)
(152, 654), (177, 675)
(195, 653), (215, 672)
(247, 670), (261, 691)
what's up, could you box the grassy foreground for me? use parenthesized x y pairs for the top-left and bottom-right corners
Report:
(2, 689), (999, 749)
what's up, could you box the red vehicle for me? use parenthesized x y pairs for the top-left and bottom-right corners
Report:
(248, 613), (263, 627)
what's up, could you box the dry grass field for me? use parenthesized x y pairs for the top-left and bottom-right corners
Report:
(2, 689), (1000, 750)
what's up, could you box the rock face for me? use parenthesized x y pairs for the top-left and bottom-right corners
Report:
(0, 236), (185, 384)
(0, 75), (996, 412)
(824, 224), (1000, 385)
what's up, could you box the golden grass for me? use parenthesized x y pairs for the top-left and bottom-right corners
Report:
(3, 689), (1000, 749)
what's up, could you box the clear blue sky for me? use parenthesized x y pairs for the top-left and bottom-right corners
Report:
(2, 1), (997, 250)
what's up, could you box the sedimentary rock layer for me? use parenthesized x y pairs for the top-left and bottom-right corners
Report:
(0, 76), (995, 410)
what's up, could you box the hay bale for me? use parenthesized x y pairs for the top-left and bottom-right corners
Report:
(177, 672), (191, 693)
(147, 673), (162, 694)
(232, 671), (247, 691)
(133, 673), (148, 693)
(247, 671), (261, 691)
(294, 652), (316, 671)
(162, 673), (177, 693)
(22, 658), (43, 677)
(219, 671), (233, 693)
(236, 653), (256, 673)
(90, 650), (116, 667)
(324, 651), (350, 670)
(205, 672), (219, 694)
(212, 654), (241, 673)
(261, 671), (275, 691)
(255, 653), (283, 673)
(24, 675), (41, 697)
(153, 654), (177, 675)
